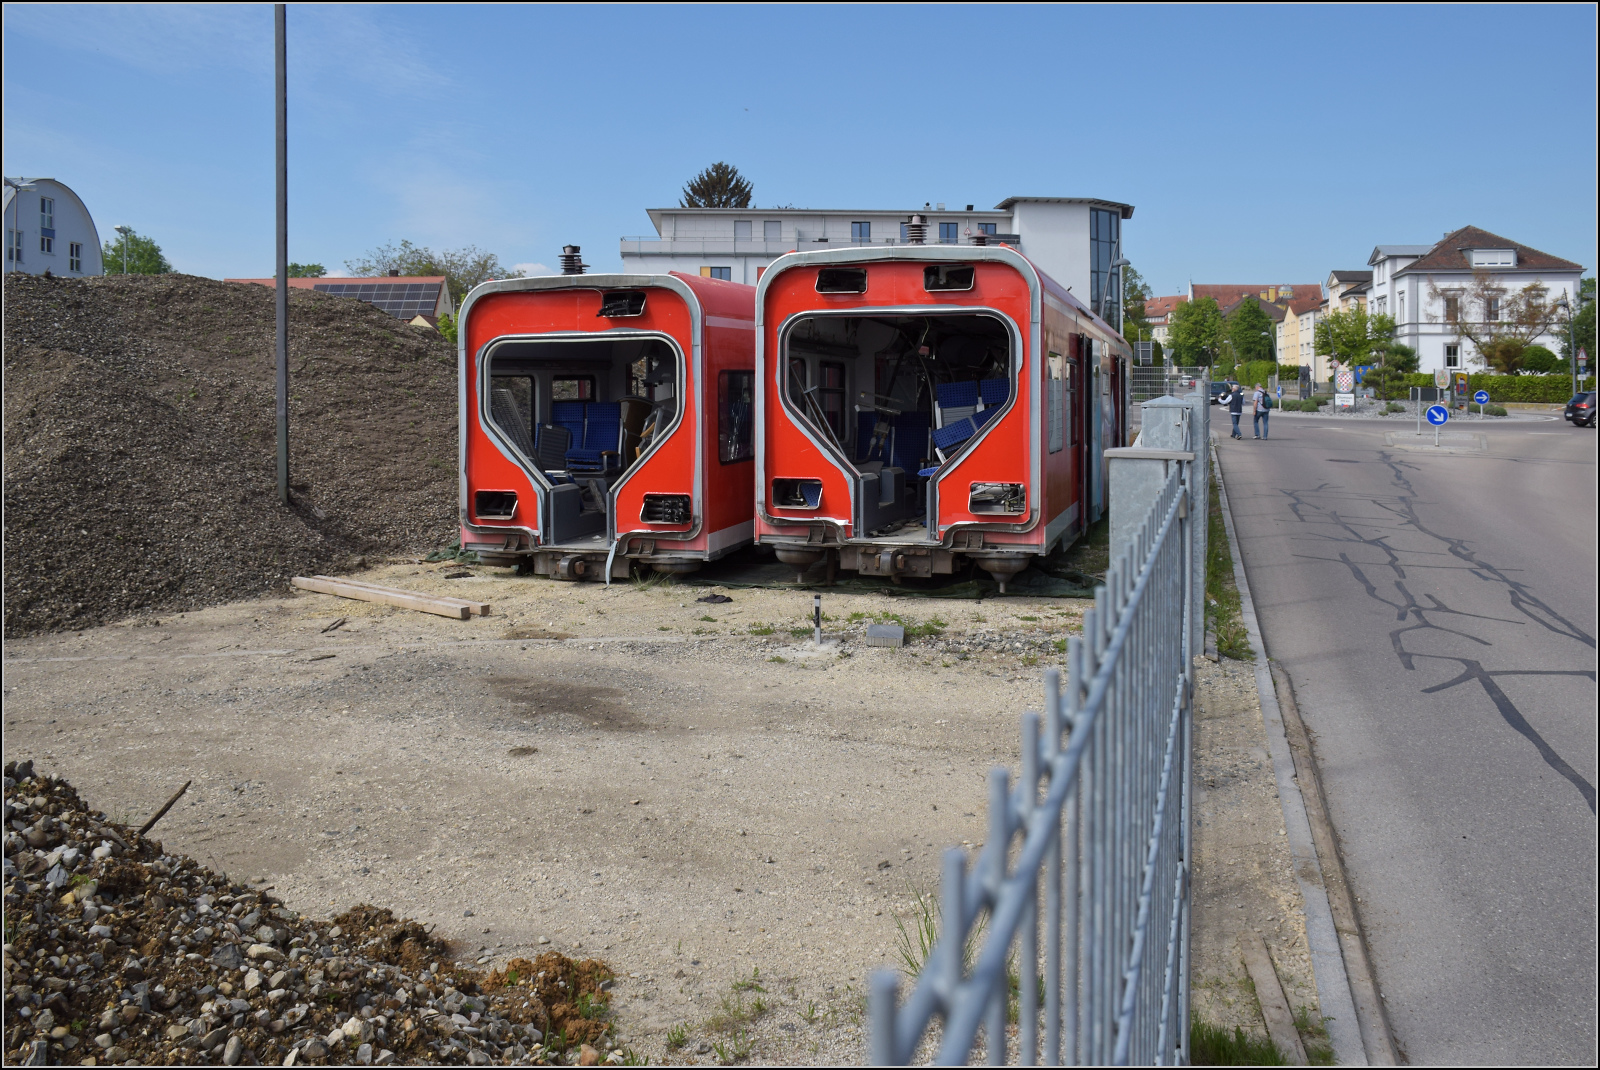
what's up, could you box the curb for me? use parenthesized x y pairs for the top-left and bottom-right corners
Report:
(1210, 439), (1371, 1067)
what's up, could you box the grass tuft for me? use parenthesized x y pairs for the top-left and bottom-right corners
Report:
(1190, 1017), (1286, 1065)
(1208, 468), (1254, 661)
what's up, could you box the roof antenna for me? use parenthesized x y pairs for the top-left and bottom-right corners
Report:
(560, 245), (587, 275)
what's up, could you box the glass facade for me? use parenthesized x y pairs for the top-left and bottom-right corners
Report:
(939, 222), (959, 244)
(1090, 208), (1121, 329)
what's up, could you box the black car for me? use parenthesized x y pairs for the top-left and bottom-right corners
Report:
(1210, 381), (1237, 405)
(1565, 392), (1596, 427)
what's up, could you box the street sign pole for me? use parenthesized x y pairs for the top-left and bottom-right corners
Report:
(1474, 389), (1490, 419)
(275, 4), (289, 505)
(1426, 403), (1449, 446)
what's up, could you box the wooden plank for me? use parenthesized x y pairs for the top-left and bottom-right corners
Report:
(291, 576), (469, 619)
(1239, 930), (1308, 1065)
(309, 575), (490, 616)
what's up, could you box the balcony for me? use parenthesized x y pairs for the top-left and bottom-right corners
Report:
(619, 235), (1021, 257)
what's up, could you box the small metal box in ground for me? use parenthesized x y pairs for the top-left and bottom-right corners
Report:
(865, 623), (905, 647)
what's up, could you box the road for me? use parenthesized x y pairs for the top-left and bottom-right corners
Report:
(1215, 411), (1597, 1066)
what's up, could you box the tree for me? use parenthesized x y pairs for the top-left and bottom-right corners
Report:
(345, 240), (525, 306)
(1519, 345), (1560, 374)
(100, 229), (171, 275)
(1315, 306), (1376, 368)
(1168, 295), (1223, 366)
(1364, 339), (1419, 400)
(287, 263), (326, 278)
(1428, 270), (1565, 374)
(1558, 276), (1595, 366)
(1224, 297), (1276, 365)
(1120, 264), (1154, 349)
(680, 162), (752, 209)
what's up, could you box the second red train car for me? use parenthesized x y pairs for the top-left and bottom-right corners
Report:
(753, 244), (1129, 590)
(457, 271), (756, 579)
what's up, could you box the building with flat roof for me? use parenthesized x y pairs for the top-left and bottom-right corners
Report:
(4, 177), (103, 277)
(618, 195), (1135, 327)
(225, 273), (453, 324)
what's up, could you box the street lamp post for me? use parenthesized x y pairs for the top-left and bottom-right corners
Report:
(113, 225), (132, 274)
(5, 177), (39, 274)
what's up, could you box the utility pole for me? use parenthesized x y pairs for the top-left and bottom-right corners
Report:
(275, 3), (290, 505)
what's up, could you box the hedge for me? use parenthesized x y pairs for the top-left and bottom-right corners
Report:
(1394, 373), (1595, 403)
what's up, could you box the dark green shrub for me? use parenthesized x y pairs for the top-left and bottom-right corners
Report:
(1484, 404), (1508, 416)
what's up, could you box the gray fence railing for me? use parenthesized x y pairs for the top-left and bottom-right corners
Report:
(869, 397), (1204, 1066)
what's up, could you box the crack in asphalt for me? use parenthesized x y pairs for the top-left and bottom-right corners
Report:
(1278, 451), (1596, 814)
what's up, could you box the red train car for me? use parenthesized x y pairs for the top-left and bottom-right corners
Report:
(457, 271), (756, 579)
(753, 245), (1129, 590)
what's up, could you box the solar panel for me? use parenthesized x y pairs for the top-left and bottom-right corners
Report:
(310, 281), (440, 319)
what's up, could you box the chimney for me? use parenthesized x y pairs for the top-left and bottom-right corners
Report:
(904, 214), (928, 245)
(388, 269), (400, 277)
(559, 245), (587, 275)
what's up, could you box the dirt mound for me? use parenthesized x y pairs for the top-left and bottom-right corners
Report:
(2, 759), (625, 1066)
(3, 273), (459, 636)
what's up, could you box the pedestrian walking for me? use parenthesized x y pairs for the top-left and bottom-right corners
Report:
(1252, 382), (1271, 439)
(1227, 382), (1244, 439)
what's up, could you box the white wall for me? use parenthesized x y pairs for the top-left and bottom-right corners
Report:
(2, 178), (103, 276)
(1008, 201), (1092, 295)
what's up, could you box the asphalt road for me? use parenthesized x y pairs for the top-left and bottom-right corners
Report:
(1215, 411), (1597, 1066)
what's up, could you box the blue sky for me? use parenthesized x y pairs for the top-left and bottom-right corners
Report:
(4, 4), (1594, 294)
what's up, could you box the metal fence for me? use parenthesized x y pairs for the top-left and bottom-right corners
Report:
(1130, 365), (1209, 405)
(869, 433), (1201, 1065)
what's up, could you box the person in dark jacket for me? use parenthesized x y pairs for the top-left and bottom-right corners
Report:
(1226, 382), (1244, 438)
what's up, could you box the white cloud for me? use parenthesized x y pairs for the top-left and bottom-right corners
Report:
(512, 263), (552, 277)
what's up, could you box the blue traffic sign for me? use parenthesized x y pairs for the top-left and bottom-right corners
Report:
(1426, 404), (1450, 426)
(1474, 390), (1490, 405)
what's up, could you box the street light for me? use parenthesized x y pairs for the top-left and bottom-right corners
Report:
(4, 177), (38, 274)
(1556, 293), (1580, 398)
(1096, 256), (1131, 325)
(114, 225), (133, 275)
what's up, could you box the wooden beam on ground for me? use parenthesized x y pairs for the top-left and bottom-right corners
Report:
(310, 575), (490, 616)
(1239, 930), (1308, 1065)
(291, 576), (476, 619)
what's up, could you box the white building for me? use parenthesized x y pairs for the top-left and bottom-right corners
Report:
(3, 177), (103, 277)
(1367, 226), (1583, 373)
(618, 195), (1135, 328)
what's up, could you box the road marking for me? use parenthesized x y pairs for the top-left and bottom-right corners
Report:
(1527, 432), (1566, 435)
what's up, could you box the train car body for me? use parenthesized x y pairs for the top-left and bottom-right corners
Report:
(458, 273), (756, 580)
(754, 245), (1129, 589)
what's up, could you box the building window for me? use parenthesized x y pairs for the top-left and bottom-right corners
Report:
(1090, 208), (1121, 327)
(734, 220), (752, 241)
(763, 220), (780, 241)
(850, 221), (871, 243)
(939, 222), (959, 244)
(40, 234), (52, 254)
(6, 229), (21, 263)
(40, 197), (54, 229)
(1445, 345), (1459, 368)
(977, 223), (997, 236)
(700, 266), (731, 281)
(1444, 295), (1460, 321)
(69, 242), (82, 272)
(1485, 296), (1500, 321)
(718, 370), (754, 464)
(1470, 249), (1515, 268)
(1398, 292), (1405, 322)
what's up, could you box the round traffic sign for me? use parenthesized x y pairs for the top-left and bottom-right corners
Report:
(1426, 404), (1449, 426)
(1473, 390), (1490, 405)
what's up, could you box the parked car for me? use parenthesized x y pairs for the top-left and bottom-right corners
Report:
(1565, 391), (1596, 427)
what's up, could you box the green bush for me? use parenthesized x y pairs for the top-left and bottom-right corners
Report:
(1483, 404), (1508, 417)
(1397, 373), (1595, 403)
(1385, 401), (1406, 413)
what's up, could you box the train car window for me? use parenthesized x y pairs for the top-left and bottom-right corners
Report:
(924, 265), (975, 292)
(552, 376), (596, 401)
(819, 362), (847, 439)
(1047, 353), (1065, 453)
(597, 291), (647, 317)
(718, 370), (755, 464)
(816, 267), (867, 293)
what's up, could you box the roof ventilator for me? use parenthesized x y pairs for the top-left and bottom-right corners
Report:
(560, 245), (588, 275)
(904, 214), (928, 245)
(971, 232), (989, 246)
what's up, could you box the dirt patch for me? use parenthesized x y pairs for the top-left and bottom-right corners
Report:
(485, 953), (616, 1047)
(488, 675), (640, 731)
(2, 273), (458, 637)
(502, 626), (577, 640)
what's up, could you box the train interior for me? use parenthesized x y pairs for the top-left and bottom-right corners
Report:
(484, 336), (680, 544)
(781, 310), (1014, 538)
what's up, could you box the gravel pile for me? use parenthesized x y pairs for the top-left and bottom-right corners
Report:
(3, 761), (627, 1067)
(3, 273), (460, 637)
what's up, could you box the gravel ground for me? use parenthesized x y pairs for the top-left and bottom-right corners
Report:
(3, 761), (624, 1067)
(1189, 658), (1325, 1054)
(4, 566), (1092, 1064)
(3, 273), (458, 638)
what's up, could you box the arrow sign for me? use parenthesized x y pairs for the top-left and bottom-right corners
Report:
(1474, 390), (1490, 405)
(1426, 404), (1450, 426)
